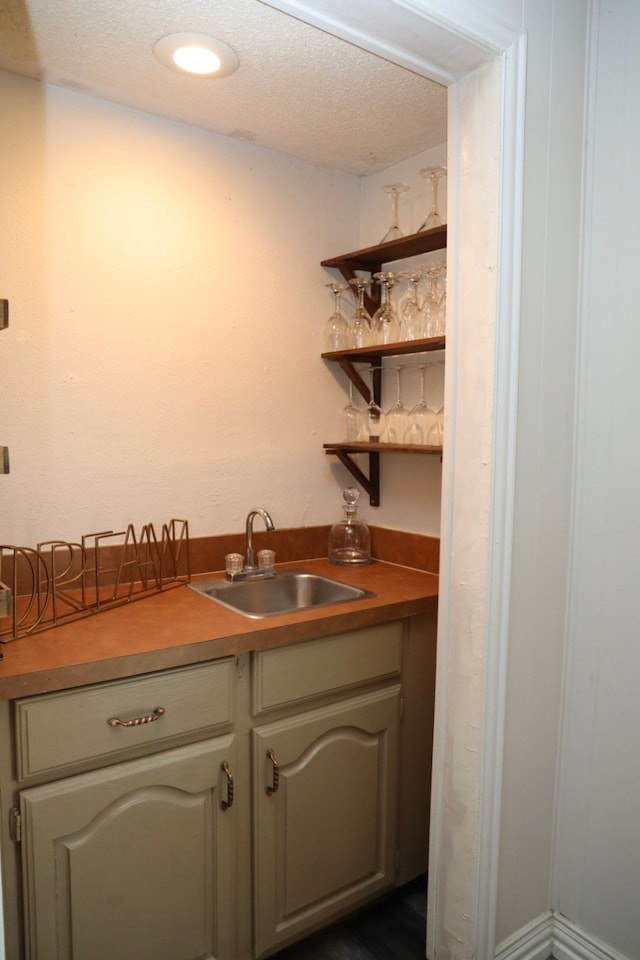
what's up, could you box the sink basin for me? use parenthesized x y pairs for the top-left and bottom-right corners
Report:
(188, 570), (375, 619)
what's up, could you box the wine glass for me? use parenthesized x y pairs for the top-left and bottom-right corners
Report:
(324, 281), (349, 351)
(436, 270), (447, 336)
(372, 272), (400, 345)
(397, 270), (424, 341)
(380, 183), (410, 243)
(343, 381), (363, 442)
(418, 166), (447, 231)
(405, 364), (433, 444)
(348, 277), (372, 348)
(384, 366), (408, 443)
(427, 359), (445, 445)
(421, 264), (441, 338)
(364, 366), (383, 442)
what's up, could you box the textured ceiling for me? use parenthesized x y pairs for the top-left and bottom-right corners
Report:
(0, 0), (447, 175)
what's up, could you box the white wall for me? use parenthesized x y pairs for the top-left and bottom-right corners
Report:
(0, 70), (350, 543)
(0, 69), (448, 548)
(553, 2), (640, 957)
(495, 0), (589, 945)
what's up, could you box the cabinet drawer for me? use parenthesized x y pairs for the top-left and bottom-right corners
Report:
(252, 621), (403, 715)
(14, 658), (235, 781)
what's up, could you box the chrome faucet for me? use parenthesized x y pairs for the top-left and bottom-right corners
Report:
(236, 507), (275, 574)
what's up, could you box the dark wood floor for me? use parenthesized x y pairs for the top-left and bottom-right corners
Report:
(271, 875), (427, 960)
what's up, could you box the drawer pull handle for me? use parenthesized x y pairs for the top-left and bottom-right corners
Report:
(221, 760), (234, 811)
(266, 748), (280, 796)
(107, 706), (166, 728)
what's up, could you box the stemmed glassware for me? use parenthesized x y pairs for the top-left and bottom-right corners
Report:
(427, 359), (445, 445)
(343, 381), (363, 442)
(397, 270), (424, 340)
(348, 277), (372, 348)
(380, 183), (410, 243)
(384, 366), (408, 443)
(372, 272), (400, 345)
(324, 281), (349, 351)
(437, 271), (447, 336)
(421, 264), (443, 338)
(405, 364), (432, 444)
(364, 366), (383, 442)
(418, 166), (447, 231)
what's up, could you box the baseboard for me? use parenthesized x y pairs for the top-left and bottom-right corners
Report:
(553, 915), (631, 960)
(495, 912), (631, 960)
(495, 913), (554, 960)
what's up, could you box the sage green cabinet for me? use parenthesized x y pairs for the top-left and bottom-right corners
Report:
(252, 686), (400, 957)
(20, 737), (237, 960)
(0, 614), (436, 960)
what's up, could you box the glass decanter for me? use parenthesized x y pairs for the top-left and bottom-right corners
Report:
(327, 487), (371, 566)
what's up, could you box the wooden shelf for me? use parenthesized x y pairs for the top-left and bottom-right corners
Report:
(323, 443), (442, 508)
(322, 337), (445, 404)
(321, 229), (447, 505)
(321, 226), (447, 314)
(324, 442), (443, 455)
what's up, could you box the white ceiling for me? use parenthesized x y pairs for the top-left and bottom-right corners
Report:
(0, 0), (448, 176)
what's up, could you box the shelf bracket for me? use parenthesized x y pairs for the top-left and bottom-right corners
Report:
(327, 448), (380, 507)
(335, 358), (370, 403)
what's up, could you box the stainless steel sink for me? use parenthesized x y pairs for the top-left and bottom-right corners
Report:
(188, 570), (375, 619)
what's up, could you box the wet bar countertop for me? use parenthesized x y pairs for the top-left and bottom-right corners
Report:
(0, 559), (438, 701)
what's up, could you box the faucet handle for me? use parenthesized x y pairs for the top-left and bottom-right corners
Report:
(225, 553), (244, 576)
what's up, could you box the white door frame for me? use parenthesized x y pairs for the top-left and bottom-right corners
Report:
(259, 4), (527, 956)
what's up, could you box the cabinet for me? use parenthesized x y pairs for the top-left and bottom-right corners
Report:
(20, 737), (236, 960)
(0, 659), (238, 960)
(321, 226), (447, 505)
(0, 616), (435, 960)
(250, 622), (403, 957)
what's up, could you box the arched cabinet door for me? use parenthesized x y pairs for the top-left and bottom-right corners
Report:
(19, 736), (237, 960)
(252, 685), (400, 957)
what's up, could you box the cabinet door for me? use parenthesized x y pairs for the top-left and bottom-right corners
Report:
(252, 685), (400, 957)
(19, 737), (236, 960)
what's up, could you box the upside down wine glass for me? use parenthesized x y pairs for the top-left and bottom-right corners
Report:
(343, 381), (363, 442)
(421, 263), (443, 338)
(380, 183), (410, 243)
(405, 364), (432, 445)
(372, 272), (400, 345)
(384, 366), (408, 443)
(418, 166), (447, 231)
(348, 277), (372, 348)
(397, 270), (424, 341)
(427, 359), (445, 445)
(324, 281), (349, 351)
(364, 366), (383, 442)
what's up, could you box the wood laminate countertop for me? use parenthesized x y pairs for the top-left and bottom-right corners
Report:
(0, 559), (438, 701)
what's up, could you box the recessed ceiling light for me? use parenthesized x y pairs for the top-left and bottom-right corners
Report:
(153, 33), (239, 78)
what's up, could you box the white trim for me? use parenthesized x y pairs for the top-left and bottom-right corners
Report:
(477, 30), (528, 960)
(553, 916), (632, 960)
(256, 0), (502, 84)
(496, 913), (633, 960)
(390, 0), (521, 53)
(494, 912), (554, 960)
